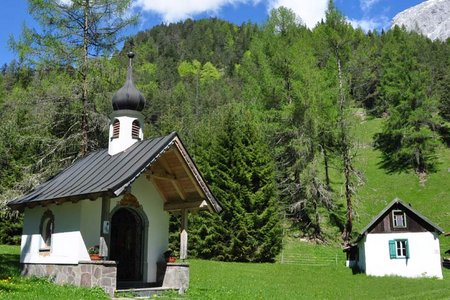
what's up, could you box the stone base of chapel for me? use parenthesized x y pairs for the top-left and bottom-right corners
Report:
(21, 260), (117, 297)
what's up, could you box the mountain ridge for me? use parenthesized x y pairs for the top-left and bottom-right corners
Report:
(392, 0), (450, 41)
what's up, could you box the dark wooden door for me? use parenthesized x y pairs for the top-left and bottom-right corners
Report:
(110, 208), (143, 281)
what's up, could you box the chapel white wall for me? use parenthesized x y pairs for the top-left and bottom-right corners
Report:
(361, 232), (442, 279)
(20, 202), (91, 264)
(79, 199), (102, 251)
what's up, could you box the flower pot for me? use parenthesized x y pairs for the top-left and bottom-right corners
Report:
(166, 256), (176, 263)
(89, 253), (101, 261)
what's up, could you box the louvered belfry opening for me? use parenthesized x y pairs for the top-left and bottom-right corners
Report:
(132, 120), (140, 139)
(112, 119), (120, 139)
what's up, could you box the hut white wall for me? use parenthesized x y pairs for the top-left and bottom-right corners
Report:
(361, 232), (442, 279)
(20, 203), (90, 264)
(109, 176), (170, 283)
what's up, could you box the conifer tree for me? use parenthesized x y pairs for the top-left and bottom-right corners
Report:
(190, 105), (282, 262)
(375, 27), (443, 178)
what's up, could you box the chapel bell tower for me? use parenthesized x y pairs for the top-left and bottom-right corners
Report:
(108, 52), (146, 156)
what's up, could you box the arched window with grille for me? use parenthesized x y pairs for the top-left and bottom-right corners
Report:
(132, 120), (141, 140)
(112, 119), (120, 139)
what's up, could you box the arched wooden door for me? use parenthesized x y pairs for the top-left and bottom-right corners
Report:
(110, 208), (144, 282)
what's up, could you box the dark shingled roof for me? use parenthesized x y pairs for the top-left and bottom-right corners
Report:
(8, 132), (221, 212)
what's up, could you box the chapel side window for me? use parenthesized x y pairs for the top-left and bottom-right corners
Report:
(392, 210), (407, 228)
(40, 210), (54, 251)
(389, 239), (409, 259)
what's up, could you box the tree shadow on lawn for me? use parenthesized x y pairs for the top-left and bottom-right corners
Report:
(0, 252), (20, 293)
(0, 253), (20, 278)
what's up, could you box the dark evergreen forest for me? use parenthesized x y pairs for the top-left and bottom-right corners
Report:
(0, 4), (448, 261)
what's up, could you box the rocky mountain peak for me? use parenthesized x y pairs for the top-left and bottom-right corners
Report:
(392, 0), (450, 41)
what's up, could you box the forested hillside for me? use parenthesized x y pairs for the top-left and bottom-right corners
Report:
(0, 4), (448, 260)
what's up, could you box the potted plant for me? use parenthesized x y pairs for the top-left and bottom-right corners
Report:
(164, 249), (176, 263)
(88, 245), (101, 260)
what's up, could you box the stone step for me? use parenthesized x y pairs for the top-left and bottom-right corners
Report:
(115, 287), (176, 298)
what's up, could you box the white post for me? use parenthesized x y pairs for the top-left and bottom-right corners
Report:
(180, 209), (188, 260)
(99, 196), (110, 258)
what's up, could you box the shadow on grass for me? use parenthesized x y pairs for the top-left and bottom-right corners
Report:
(0, 253), (20, 278)
(0, 253), (20, 293)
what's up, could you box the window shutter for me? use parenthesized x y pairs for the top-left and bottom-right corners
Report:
(132, 120), (140, 139)
(389, 240), (396, 259)
(405, 240), (410, 258)
(112, 119), (120, 138)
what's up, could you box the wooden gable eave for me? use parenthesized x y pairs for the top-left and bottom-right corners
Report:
(357, 198), (444, 238)
(144, 136), (221, 213)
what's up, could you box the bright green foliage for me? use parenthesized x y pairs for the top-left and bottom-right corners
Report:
(190, 105), (282, 262)
(375, 27), (444, 175)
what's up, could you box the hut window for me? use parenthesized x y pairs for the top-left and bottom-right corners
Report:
(39, 210), (54, 251)
(132, 120), (141, 140)
(389, 239), (409, 259)
(392, 210), (406, 228)
(112, 119), (120, 139)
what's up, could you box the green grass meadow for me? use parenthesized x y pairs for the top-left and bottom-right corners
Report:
(1, 244), (449, 299)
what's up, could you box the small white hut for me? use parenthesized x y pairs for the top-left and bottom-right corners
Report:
(8, 53), (221, 296)
(345, 199), (444, 279)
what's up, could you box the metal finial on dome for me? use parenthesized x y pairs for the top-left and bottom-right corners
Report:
(111, 52), (145, 111)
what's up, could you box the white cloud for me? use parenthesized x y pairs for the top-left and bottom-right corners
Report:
(360, 0), (381, 12)
(58, 0), (72, 6)
(348, 16), (389, 32)
(267, 0), (328, 28)
(133, 0), (261, 23)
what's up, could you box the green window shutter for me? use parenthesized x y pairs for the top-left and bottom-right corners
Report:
(389, 240), (396, 259)
(405, 240), (410, 258)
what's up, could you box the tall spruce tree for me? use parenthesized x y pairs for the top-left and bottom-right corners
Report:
(190, 105), (282, 262)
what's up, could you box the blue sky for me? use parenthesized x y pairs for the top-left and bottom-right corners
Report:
(0, 0), (427, 66)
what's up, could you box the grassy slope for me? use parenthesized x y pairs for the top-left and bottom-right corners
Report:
(353, 117), (450, 253)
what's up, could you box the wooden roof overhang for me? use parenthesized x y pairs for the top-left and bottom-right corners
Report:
(146, 136), (220, 213)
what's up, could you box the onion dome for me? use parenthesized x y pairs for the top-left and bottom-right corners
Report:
(112, 52), (145, 111)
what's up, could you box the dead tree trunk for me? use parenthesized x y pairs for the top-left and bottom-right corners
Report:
(336, 53), (353, 245)
(80, 0), (90, 155)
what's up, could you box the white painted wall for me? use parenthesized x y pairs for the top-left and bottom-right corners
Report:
(109, 175), (170, 283)
(108, 110), (144, 155)
(20, 202), (91, 264)
(358, 232), (442, 279)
